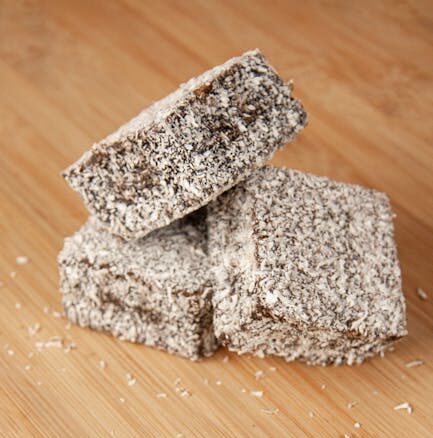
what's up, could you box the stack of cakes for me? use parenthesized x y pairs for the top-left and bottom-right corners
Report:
(59, 49), (406, 365)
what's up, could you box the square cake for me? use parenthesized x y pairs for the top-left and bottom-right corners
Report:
(63, 49), (307, 240)
(208, 166), (407, 365)
(58, 211), (216, 360)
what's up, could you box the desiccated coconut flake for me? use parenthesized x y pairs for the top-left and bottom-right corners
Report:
(156, 393), (167, 399)
(63, 341), (77, 353)
(416, 288), (428, 300)
(7, 349), (15, 356)
(394, 402), (413, 414)
(354, 422), (361, 429)
(10, 271), (16, 278)
(28, 323), (41, 337)
(269, 366), (277, 372)
(15, 302), (22, 310)
(99, 360), (107, 370)
(216, 380), (222, 386)
(222, 355), (229, 363)
(255, 370), (265, 380)
(24, 364), (31, 371)
(126, 374), (136, 386)
(251, 390), (263, 398)
(308, 411), (315, 418)
(347, 401), (357, 409)
(16, 256), (29, 265)
(262, 408), (279, 415)
(405, 359), (424, 368)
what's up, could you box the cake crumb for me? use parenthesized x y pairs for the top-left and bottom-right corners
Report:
(10, 271), (16, 278)
(321, 384), (327, 390)
(216, 380), (222, 386)
(354, 422), (361, 429)
(7, 349), (14, 356)
(347, 401), (357, 409)
(308, 411), (315, 418)
(36, 381), (43, 386)
(394, 402), (413, 414)
(405, 359), (424, 368)
(251, 390), (263, 398)
(63, 341), (77, 353)
(156, 393), (167, 399)
(99, 360), (107, 370)
(15, 302), (22, 310)
(16, 256), (29, 265)
(119, 397), (125, 403)
(24, 364), (31, 371)
(269, 366), (277, 372)
(416, 287), (428, 300)
(240, 388), (247, 393)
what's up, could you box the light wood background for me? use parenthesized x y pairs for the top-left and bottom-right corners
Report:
(1, 1), (432, 437)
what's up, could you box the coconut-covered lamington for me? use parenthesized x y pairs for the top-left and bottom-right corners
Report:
(63, 49), (307, 240)
(58, 212), (216, 360)
(208, 166), (407, 365)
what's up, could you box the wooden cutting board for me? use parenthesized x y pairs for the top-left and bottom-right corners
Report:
(1, 1), (432, 436)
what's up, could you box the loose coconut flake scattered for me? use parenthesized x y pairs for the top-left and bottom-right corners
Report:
(347, 401), (357, 409)
(10, 271), (16, 278)
(251, 390), (263, 398)
(262, 408), (279, 415)
(156, 393), (167, 399)
(99, 360), (107, 370)
(416, 287), (428, 300)
(35, 336), (63, 351)
(15, 302), (22, 310)
(126, 373), (136, 386)
(394, 402), (413, 414)
(354, 422), (361, 429)
(28, 323), (41, 337)
(405, 359), (424, 368)
(24, 364), (31, 371)
(7, 349), (15, 356)
(255, 370), (265, 380)
(222, 355), (229, 363)
(16, 256), (29, 265)
(308, 411), (315, 419)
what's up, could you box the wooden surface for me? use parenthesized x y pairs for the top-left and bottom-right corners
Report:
(1, 1), (432, 436)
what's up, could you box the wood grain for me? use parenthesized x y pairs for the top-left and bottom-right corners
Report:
(1, 1), (432, 436)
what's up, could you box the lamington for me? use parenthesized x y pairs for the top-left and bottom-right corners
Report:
(63, 49), (307, 240)
(58, 211), (216, 360)
(207, 166), (407, 365)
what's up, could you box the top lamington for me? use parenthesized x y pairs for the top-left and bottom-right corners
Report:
(63, 49), (307, 240)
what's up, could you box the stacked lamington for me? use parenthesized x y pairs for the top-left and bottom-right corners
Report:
(59, 49), (407, 364)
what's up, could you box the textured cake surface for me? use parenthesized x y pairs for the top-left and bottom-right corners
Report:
(208, 166), (407, 365)
(58, 211), (216, 360)
(63, 49), (307, 240)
